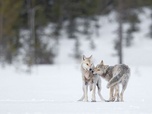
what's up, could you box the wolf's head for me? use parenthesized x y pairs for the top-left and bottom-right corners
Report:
(93, 60), (109, 75)
(81, 55), (94, 71)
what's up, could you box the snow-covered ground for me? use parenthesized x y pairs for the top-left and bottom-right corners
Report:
(0, 65), (152, 114)
(1, 8), (152, 114)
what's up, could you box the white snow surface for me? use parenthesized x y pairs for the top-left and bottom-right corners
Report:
(0, 65), (152, 114)
(1, 8), (152, 114)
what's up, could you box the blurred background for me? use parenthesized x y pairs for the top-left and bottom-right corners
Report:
(1, 1), (152, 113)
(0, 0), (152, 66)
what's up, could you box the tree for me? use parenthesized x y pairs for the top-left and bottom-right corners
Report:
(73, 37), (81, 60)
(23, 0), (55, 65)
(114, 0), (141, 63)
(125, 12), (140, 47)
(1, 0), (152, 65)
(148, 7), (152, 39)
(0, 0), (23, 64)
(117, 0), (124, 64)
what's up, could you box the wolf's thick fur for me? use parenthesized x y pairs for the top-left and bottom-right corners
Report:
(93, 60), (130, 102)
(78, 55), (105, 102)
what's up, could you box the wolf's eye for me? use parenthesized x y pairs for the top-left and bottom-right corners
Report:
(86, 63), (89, 66)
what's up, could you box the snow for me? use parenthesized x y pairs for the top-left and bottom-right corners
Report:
(0, 65), (152, 114)
(1, 8), (152, 114)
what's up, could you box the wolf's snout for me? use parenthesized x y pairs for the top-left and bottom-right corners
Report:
(89, 68), (94, 73)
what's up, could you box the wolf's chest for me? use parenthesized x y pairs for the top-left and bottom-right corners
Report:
(83, 72), (93, 82)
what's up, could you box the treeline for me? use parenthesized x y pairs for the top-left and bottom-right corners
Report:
(0, 0), (152, 65)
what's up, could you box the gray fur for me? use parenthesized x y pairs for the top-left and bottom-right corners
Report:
(107, 64), (130, 89)
(93, 62), (130, 102)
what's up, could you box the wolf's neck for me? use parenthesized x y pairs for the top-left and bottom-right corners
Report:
(81, 66), (93, 81)
(102, 66), (114, 81)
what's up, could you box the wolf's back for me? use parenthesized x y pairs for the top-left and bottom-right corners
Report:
(107, 64), (130, 88)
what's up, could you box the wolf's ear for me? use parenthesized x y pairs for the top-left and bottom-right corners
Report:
(100, 60), (104, 65)
(83, 55), (86, 60)
(88, 55), (92, 59)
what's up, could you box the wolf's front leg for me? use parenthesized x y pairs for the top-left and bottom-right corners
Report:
(91, 84), (96, 102)
(78, 85), (85, 101)
(84, 84), (88, 102)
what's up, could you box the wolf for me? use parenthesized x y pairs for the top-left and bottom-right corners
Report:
(93, 60), (130, 102)
(78, 55), (105, 102)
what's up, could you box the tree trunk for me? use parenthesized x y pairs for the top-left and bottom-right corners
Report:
(117, 0), (123, 64)
(27, 0), (35, 65)
(0, 13), (2, 42)
(150, 7), (152, 38)
(0, 0), (3, 62)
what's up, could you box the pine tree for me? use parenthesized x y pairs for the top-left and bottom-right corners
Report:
(0, 0), (23, 64)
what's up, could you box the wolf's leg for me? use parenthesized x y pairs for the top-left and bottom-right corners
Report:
(91, 83), (96, 102)
(78, 85), (85, 101)
(120, 88), (125, 102)
(84, 84), (88, 102)
(120, 77), (129, 102)
(90, 84), (93, 91)
(115, 85), (120, 102)
(97, 88), (105, 102)
(109, 86), (115, 101)
(97, 80), (105, 102)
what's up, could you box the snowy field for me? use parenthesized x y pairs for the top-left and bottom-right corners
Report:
(1, 8), (152, 114)
(0, 65), (152, 114)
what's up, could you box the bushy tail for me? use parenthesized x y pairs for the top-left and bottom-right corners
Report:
(107, 65), (131, 88)
(107, 74), (123, 88)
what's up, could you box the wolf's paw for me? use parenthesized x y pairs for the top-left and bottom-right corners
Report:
(109, 97), (115, 102)
(120, 100), (124, 102)
(78, 99), (83, 101)
(115, 99), (120, 102)
(84, 99), (88, 102)
(91, 100), (96, 102)
(105, 100), (111, 102)
(112, 98), (115, 101)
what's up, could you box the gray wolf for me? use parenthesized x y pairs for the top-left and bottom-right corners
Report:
(93, 60), (130, 102)
(78, 55), (105, 102)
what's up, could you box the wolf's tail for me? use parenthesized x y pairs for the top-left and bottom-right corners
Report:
(107, 74), (123, 88)
(107, 66), (130, 88)
(107, 69), (130, 88)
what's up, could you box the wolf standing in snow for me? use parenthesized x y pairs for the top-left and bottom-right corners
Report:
(93, 60), (130, 102)
(78, 55), (105, 102)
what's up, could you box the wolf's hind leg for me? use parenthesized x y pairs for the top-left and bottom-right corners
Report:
(115, 85), (120, 102)
(78, 95), (84, 101)
(120, 77), (128, 102)
(78, 85), (85, 101)
(97, 82), (105, 102)
(109, 87), (115, 102)
(120, 88), (125, 102)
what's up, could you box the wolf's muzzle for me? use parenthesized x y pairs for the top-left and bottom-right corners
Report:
(89, 68), (94, 73)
